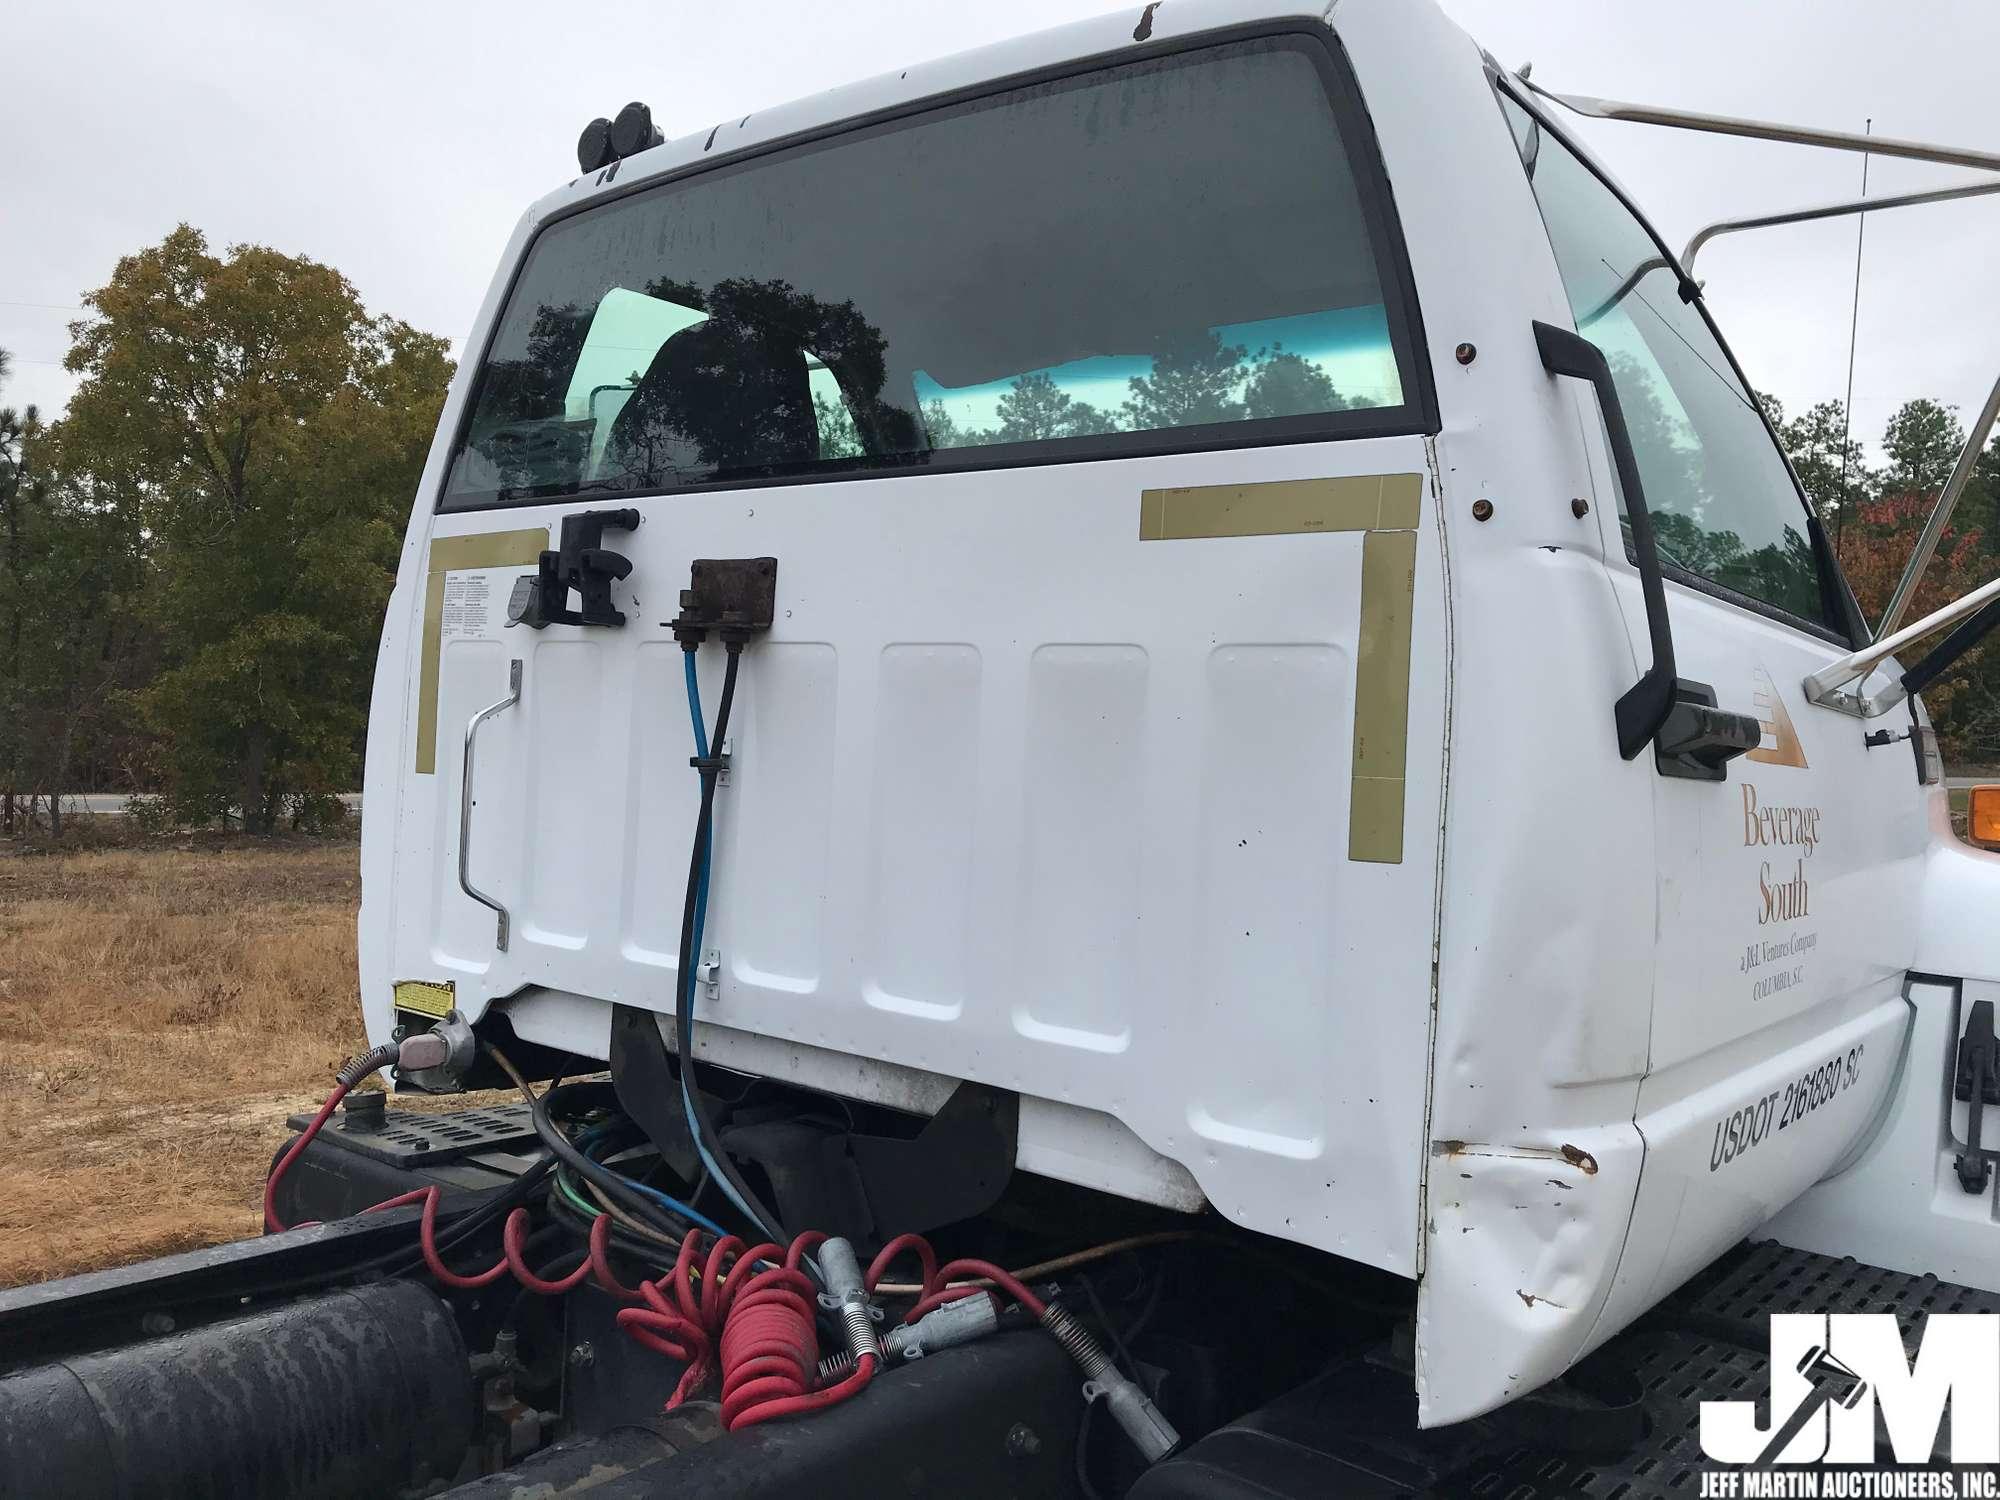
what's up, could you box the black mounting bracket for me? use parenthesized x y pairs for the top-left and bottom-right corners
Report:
(1955, 999), (1998, 1194)
(719, 1080), (1020, 1248)
(608, 1003), (703, 1183)
(507, 507), (641, 629)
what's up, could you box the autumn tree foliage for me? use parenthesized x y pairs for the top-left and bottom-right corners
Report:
(1835, 487), (1997, 760)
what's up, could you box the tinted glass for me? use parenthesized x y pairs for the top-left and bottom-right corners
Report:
(1502, 94), (1829, 627)
(442, 37), (1424, 507)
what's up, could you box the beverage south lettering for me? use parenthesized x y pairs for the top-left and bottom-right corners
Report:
(1742, 785), (1818, 925)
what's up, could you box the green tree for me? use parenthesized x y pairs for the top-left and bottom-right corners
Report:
(0, 358), (37, 832)
(59, 225), (452, 831)
(1122, 331), (1248, 430)
(0, 383), (152, 835)
(921, 399), (970, 449)
(993, 372), (1109, 442)
(12, 448), (149, 835)
(1769, 397), (1870, 524)
(1881, 397), (1965, 499)
(813, 390), (863, 459)
(1244, 346), (1348, 420)
(1974, 435), (2000, 557)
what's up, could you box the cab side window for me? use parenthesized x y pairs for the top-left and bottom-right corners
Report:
(1501, 93), (1832, 630)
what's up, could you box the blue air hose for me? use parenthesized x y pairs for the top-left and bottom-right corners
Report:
(678, 649), (772, 1238)
(578, 1125), (730, 1242)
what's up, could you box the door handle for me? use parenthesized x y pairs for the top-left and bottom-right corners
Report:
(1653, 679), (1760, 782)
(460, 658), (522, 951)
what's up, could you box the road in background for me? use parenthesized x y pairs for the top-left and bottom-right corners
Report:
(51, 793), (363, 815)
(43, 783), (1997, 815)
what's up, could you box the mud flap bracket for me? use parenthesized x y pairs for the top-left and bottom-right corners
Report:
(1954, 998), (1998, 1193)
(608, 1003), (1019, 1245)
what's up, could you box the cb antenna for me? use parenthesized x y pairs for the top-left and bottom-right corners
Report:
(1836, 118), (1871, 548)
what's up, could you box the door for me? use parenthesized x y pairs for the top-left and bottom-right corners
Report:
(1498, 90), (1923, 1341)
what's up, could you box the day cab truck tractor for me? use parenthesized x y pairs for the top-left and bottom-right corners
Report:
(6, 1), (2000, 1494)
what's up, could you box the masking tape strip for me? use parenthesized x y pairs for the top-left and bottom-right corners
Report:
(1349, 527), (1419, 864)
(1138, 472), (1421, 540)
(1139, 473), (1423, 863)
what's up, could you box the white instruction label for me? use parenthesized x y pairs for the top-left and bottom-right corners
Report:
(440, 572), (497, 641)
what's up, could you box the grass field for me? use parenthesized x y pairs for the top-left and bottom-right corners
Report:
(0, 841), (374, 1287)
(0, 790), (1989, 1291)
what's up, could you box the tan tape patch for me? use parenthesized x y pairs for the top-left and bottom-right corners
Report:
(1138, 473), (1422, 541)
(1136, 473), (1423, 863)
(1349, 528), (1419, 864)
(415, 528), (548, 774)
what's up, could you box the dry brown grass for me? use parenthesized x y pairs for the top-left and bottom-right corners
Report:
(0, 841), (377, 1286)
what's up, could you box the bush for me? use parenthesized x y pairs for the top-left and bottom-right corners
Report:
(125, 794), (176, 836)
(287, 793), (352, 835)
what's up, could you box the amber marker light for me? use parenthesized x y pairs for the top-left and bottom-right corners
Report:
(1969, 785), (2000, 850)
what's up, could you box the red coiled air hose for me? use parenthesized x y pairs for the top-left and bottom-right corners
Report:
(270, 1074), (1026, 1433)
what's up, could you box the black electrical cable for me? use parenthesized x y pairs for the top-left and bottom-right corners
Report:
(675, 640), (790, 1246)
(543, 1079), (622, 1125)
(489, 1042), (698, 1239)
(377, 1158), (559, 1279)
(244, 1154), (560, 1296)
(496, 1228), (576, 1331)
(195, 1163), (551, 1312)
(545, 1184), (677, 1271)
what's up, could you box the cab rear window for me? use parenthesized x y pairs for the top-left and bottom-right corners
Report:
(440, 33), (1432, 509)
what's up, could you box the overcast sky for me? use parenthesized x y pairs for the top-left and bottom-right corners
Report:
(4, 1), (1995, 462)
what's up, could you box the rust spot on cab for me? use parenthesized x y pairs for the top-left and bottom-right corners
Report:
(1560, 1143), (1599, 1175)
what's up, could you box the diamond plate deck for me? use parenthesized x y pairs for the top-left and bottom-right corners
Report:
(281, 1101), (538, 1168)
(1423, 1240), (1994, 1495)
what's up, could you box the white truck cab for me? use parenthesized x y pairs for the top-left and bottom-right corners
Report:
(355, 0), (2000, 1429)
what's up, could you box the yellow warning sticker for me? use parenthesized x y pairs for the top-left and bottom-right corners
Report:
(393, 979), (456, 1020)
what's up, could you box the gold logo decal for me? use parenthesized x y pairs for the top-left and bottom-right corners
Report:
(1746, 667), (1808, 769)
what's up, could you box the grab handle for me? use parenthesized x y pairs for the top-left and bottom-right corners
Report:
(1535, 320), (1678, 759)
(460, 658), (522, 951)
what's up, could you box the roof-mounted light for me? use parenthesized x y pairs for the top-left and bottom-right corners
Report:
(577, 101), (664, 175)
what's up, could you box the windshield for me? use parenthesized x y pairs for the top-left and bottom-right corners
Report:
(441, 34), (1429, 508)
